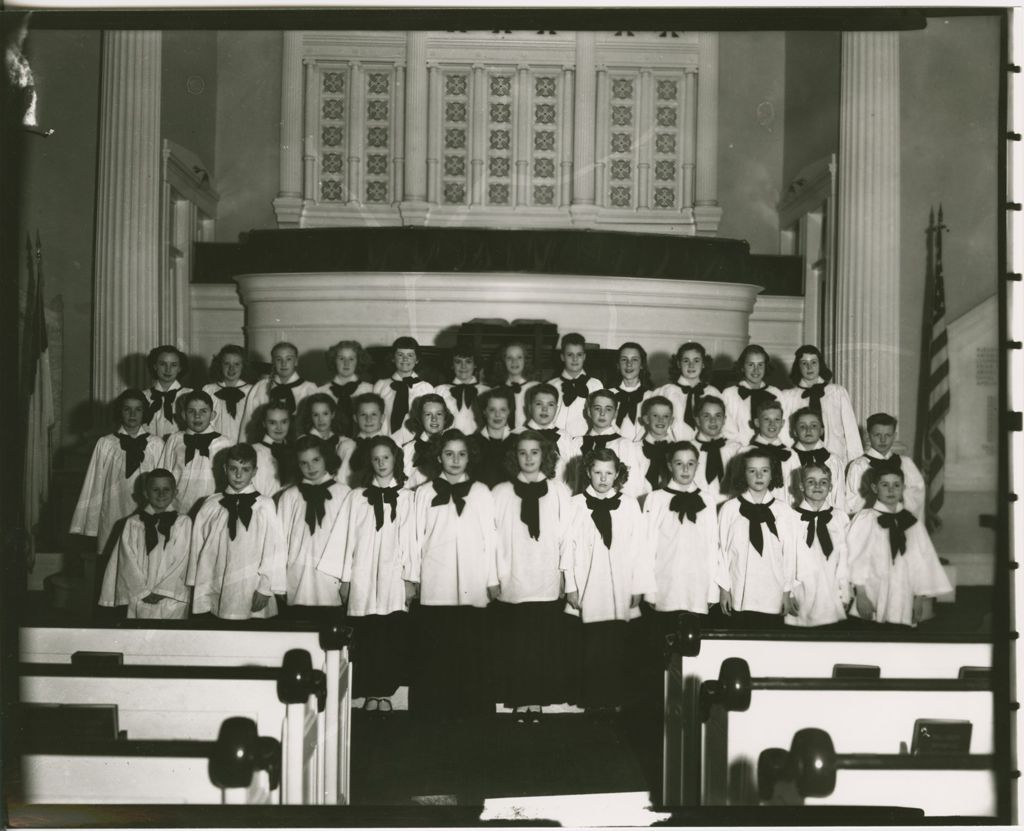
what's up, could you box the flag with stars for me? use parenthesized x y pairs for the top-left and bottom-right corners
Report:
(922, 206), (950, 531)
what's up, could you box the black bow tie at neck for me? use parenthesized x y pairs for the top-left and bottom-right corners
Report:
(451, 383), (478, 411)
(738, 496), (778, 555)
(799, 507), (834, 559)
(535, 426), (560, 443)
(513, 479), (548, 540)
(506, 381), (523, 394)
(678, 381), (707, 430)
(431, 478), (473, 516)
(796, 446), (830, 468)
(614, 386), (648, 427)
(268, 377), (306, 415)
(801, 383), (827, 414)
(413, 435), (435, 467)
(698, 437), (726, 484)
(667, 487), (705, 524)
(585, 492), (621, 549)
(117, 432), (149, 478)
(877, 509), (917, 562)
(560, 375), (590, 407)
(642, 441), (670, 490)
(139, 510), (177, 553)
(867, 454), (902, 477)
(364, 484), (399, 531)
(736, 385), (776, 414)
(389, 376), (419, 433)
(184, 431), (220, 464)
(262, 439), (289, 470)
(148, 387), (179, 423)
(581, 433), (618, 456)
(299, 480), (333, 534)
(221, 491), (258, 540)
(213, 385), (246, 418)
(330, 379), (360, 402)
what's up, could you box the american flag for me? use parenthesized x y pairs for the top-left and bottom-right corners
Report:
(922, 206), (950, 531)
(22, 233), (54, 533)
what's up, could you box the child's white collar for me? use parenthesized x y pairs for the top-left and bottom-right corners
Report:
(453, 377), (478, 386)
(186, 426), (217, 435)
(225, 484), (257, 495)
(373, 476), (399, 488)
(666, 482), (699, 494)
(218, 380), (247, 388)
(309, 429), (334, 440)
(798, 499), (829, 512)
(873, 500), (905, 514)
(644, 432), (671, 444)
(481, 426), (511, 440)
(617, 379), (641, 391)
(357, 430), (385, 439)
(117, 426), (148, 438)
(272, 372), (301, 385)
(153, 379), (182, 392)
(561, 370), (585, 380)
(262, 434), (286, 445)
(333, 374), (359, 385)
(696, 431), (722, 442)
(798, 379), (826, 389)
(585, 486), (618, 499)
(440, 472), (469, 484)
(741, 489), (773, 504)
(302, 473), (333, 486)
(796, 440), (827, 450)
(866, 447), (895, 460)
(738, 380), (766, 390)
(391, 371), (417, 381)
(516, 471), (547, 484)
(526, 419), (555, 431)
(753, 436), (784, 446)
(588, 426), (619, 436)
(143, 504), (174, 515)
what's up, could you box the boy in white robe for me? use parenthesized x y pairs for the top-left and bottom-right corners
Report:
(340, 393), (388, 488)
(99, 469), (191, 619)
(781, 407), (847, 512)
(652, 342), (723, 442)
(845, 412), (926, 520)
(847, 469), (951, 628)
(142, 345), (192, 438)
(202, 344), (252, 444)
(732, 398), (792, 504)
(548, 332), (603, 439)
(239, 341), (318, 441)
(71, 389), (164, 554)
(435, 347), (490, 436)
(607, 342), (654, 442)
(616, 396), (676, 500)
(158, 390), (232, 516)
(316, 340), (374, 436)
(784, 463), (850, 628)
(692, 396), (743, 506)
(276, 435), (348, 619)
(188, 444), (287, 620)
(721, 344), (787, 446)
(252, 403), (292, 499)
(372, 336), (434, 435)
(566, 390), (631, 495)
(516, 383), (580, 489)
(717, 449), (800, 628)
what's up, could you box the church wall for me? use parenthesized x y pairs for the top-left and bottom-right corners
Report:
(780, 30), (840, 190)
(162, 31), (219, 174)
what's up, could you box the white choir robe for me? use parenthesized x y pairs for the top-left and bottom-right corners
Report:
(515, 421), (580, 491)
(493, 476), (573, 603)
(502, 379), (538, 428)
(780, 442), (848, 513)
(548, 374), (603, 438)
(785, 501), (850, 627)
(721, 382), (788, 446)
(239, 374), (319, 441)
(319, 481), (417, 616)
(845, 450), (926, 520)
(643, 486), (721, 614)
(615, 435), (675, 500)
(693, 433), (744, 506)
(277, 477), (348, 605)
(99, 510), (192, 619)
(847, 503), (952, 626)
(563, 489), (655, 623)
(144, 381), (191, 438)
(414, 477), (499, 608)
(252, 439), (287, 500)
(739, 440), (793, 504)
(158, 429), (234, 515)
(188, 485), (287, 619)
(561, 429), (629, 495)
(436, 380), (490, 436)
(781, 381), (863, 466)
(716, 492), (800, 615)
(396, 431), (437, 491)
(202, 381), (252, 444)
(607, 381), (652, 441)
(652, 381), (724, 442)
(317, 378), (374, 402)
(70, 429), (165, 551)
(372, 374), (435, 435)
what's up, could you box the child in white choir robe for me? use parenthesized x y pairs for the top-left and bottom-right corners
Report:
(845, 412), (926, 520)
(411, 429), (500, 717)
(847, 469), (951, 627)
(731, 398), (792, 505)
(548, 332), (603, 439)
(99, 469), (191, 619)
(188, 444), (287, 620)
(567, 390), (631, 494)
(564, 448), (655, 712)
(692, 396), (743, 506)
(252, 403), (293, 499)
(436, 347), (490, 436)
(372, 336), (435, 436)
(717, 449), (800, 628)
(143, 345), (192, 438)
(489, 341), (539, 429)
(617, 396), (676, 501)
(607, 342), (654, 442)
(721, 344), (787, 445)
(239, 341), (319, 441)
(71, 389), (164, 553)
(158, 391), (233, 516)
(653, 342), (723, 442)
(339, 393), (389, 488)
(276, 436), (348, 621)
(781, 345), (863, 466)
(783, 464), (850, 628)
(394, 393), (452, 491)
(491, 431), (574, 718)
(475, 388), (516, 489)
(319, 436), (417, 709)
(303, 393), (356, 484)
(516, 383), (580, 489)
(316, 340), (374, 437)
(780, 408), (847, 512)
(202, 344), (252, 443)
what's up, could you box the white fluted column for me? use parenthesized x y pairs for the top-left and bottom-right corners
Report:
(401, 31), (430, 223)
(92, 31), (162, 401)
(834, 31), (901, 419)
(694, 31), (721, 233)
(274, 32), (304, 226)
(570, 32), (597, 224)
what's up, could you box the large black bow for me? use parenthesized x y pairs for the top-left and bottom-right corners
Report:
(330, 379), (360, 403)
(867, 454), (903, 477)
(585, 492), (621, 549)
(513, 479), (548, 540)
(117, 433), (149, 478)
(795, 446), (831, 468)
(698, 436), (726, 484)
(799, 507), (834, 559)
(801, 383), (827, 414)
(614, 385), (649, 427)
(261, 439), (289, 471)
(560, 375), (591, 407)
(184, 431), (220, 464)
(738, 496), (778, 555)
(581, 433), (618, 456)
(667, 487), (705, 524)
(450, 383), (478, 411)
(268, 377), (306, 415)
(431, 478), (473, 516)
(299, 481), (333, 534)
(213, 385), (246, 418)
(642, 440), (670, 490)
(221, 491), (258, 540)
(139, 510), (177, 553)
(677, 382), (707, 430)
(877, 509), (917, 562)
(534, 426), (561, 443)
(736, 385), (777, 416)
(147, 387), (179, 423)
(364, 484), (399, 530)
(389, 376), (418, 433)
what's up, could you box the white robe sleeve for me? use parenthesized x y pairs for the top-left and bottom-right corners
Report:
(900, 456), (927, 521)
(835, 385), (864, 461)
(149, 517), (193, 603)
(256, 499), (288, 596)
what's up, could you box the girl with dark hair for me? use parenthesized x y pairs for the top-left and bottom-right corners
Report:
(396, 393), (455, 490)
(607, 341), (653, 441)
(143, 345), (192, 438)
(436, 346), (490, 436)
(720, 344), (787, 446)
(475, 387), (516, 488)
(203, 344), (252, 443)
(653, 341), (722, 441)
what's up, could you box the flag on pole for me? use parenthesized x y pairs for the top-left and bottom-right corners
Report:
(22, 232), (54, 532)
(922, 206), (950, 531)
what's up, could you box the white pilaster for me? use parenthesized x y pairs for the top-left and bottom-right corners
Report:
(570, 32), (597, 225)
(694, 31), (722, 233)
(92, 31), (162, 401)
(400, 32), (429, 223)
(274, 32), (304, 226)
(834, 31), (901, 419)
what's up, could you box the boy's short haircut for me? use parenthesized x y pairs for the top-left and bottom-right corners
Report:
(392, 336), (420, 354)
(789, 344), (834, 384)
(733, 343), (769, 372)
(451, 344), (479, 362)
(352, 392), (385, 414)
(324, 340), (373, 376)
(665, 440), (700, 466)
(271, 341), (299, 358)
(304, 392), (337, 412)
(294, 433), (341, 476)
(181, 389), (214, 410)
(225, 443), (258, 466)
(640, 395), (673, 418)
(696, 395), (726, 416)
(263, 402), (292, 420)
(113, 387), (148, 416)
(586, 389), (618, 409)
(753, 396), (784, 418)
(214, 344), (247, 365)
(145, 468), (176, 489)
(799, 462), (832, 482)
(355, 436), (407, 487)
(671, 341), (713, 382)
(146, 345), (189, 377)
(583, 447), (629, 489)
(560, 332), (586, 352)
(525, 382), (559, 408)
(790, 406), (825, 438)
(865, 465), (905, 495)
(866, 412), (898, 431)
(503, 429), (559, 480)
